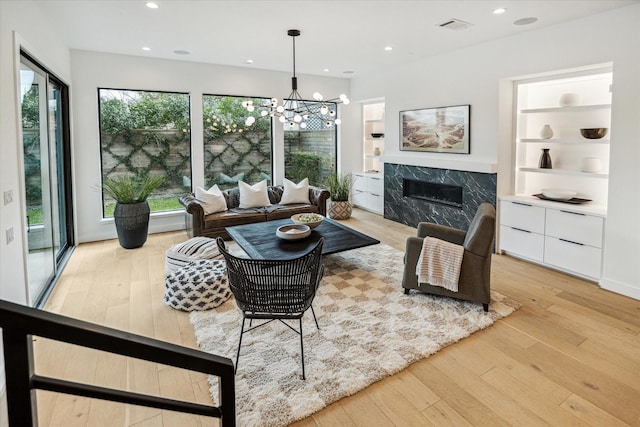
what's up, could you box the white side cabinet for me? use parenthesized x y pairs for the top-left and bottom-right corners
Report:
(499, 196), (606, 281)
(353, 173), (384, 215)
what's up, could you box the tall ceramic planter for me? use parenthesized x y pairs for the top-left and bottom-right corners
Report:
(114, 201), (150, 249)
(328, 200), (352, 220)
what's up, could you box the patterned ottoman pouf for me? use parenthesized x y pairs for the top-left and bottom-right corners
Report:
(164, 259), (231, 311)
(165, 237), (222, 275)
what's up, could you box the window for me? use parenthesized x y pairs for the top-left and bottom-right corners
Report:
(284, 101), (337, 186)
(98, 89), (191, 217)
(202, 95), (273, 189)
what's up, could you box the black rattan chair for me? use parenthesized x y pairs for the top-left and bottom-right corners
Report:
(216, 237), (324, 380)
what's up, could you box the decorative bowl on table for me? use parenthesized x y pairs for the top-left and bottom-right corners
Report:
(541, 188), (577, 201)
(291, 213), (324, 229)
(276, 224), (311, 240)
(580, 128), (608, 139)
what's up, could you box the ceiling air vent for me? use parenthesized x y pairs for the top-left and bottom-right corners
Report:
(438, 18), (473, 31)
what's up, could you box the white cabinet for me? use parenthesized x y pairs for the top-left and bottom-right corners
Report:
(353, 173), (384, 214)
(499, 196), (606, 281)
(499, 200), (546, 261)
(500, 200), (545, 234)
(514, 67), (612, 207)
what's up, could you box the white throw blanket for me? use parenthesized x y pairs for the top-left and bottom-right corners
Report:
(416, 236), (464, 292)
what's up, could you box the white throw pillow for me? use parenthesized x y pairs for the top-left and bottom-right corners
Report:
(280, 177), (311, 205)
(195, 185), (227, 215)
(238, 180), (271, 208)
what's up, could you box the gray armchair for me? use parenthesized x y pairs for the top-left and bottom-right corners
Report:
(402, 203), (496, 312)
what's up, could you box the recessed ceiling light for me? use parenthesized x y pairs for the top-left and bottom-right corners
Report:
(142, 46), (151, 51)
(384, 46), (393, 51)
(493, 8), (507, 14)
(323, 68), (330, 72)
(146, 2), (159, 9)
(245, 59), (254, 64)
(173, 50), (190, 55)
(514, 17), (538, 25)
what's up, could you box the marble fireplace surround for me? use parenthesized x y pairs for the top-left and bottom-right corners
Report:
(384, 163), (497, 231)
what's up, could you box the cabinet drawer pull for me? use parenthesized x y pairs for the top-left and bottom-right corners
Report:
(512, 202), (532, 207)
(370, 193), (380, 197)
(559, 238), (584, 246)
(511, 227), (531, 233)
(560, 210), (585, 216)
(371, 177), (381, 181)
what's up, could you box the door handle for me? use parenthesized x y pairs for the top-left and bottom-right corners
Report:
(560, 210), (585, 216)
(559, 238), (584, 246)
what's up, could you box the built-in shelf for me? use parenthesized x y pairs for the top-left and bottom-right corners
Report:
(362, 102), (384, 177)
(512, 67), (612, 207)
(361, 102), (385, 209)
(520, 104), (610, 114)
(519, 138), (609, 144)
(519, 167), (608, 178)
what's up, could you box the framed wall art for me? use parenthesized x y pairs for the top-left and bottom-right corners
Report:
(400, 104), (470, 154)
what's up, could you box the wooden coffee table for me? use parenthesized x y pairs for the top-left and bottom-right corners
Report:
(226, 217), (379, 259)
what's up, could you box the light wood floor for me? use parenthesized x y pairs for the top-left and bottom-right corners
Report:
(31, 208), (640, 426)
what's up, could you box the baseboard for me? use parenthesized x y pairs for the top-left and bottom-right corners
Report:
(600, 276), (640, 301)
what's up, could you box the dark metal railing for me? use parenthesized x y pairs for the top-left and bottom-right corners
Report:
(0, 299), (235, 426)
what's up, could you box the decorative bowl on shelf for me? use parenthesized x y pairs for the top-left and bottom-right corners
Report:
(276, 224), (311, 240)
(580, 128), (608, 139)
(291, 213), (324, 229)
(541, 188), (577, 201)
(370, 133), (384, 139)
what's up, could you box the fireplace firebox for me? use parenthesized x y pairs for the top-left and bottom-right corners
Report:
(402, 178), (463, 208)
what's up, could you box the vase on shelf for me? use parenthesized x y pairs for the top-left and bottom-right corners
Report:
(581, 157), (602, 173)
(558, 93), (579, 107)
(539, 148), (552, 169)
(540, 124), (554, 139)
(373, 147), (382, 156)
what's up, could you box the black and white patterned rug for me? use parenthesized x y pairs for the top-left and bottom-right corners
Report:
(190, 243), (519, 426)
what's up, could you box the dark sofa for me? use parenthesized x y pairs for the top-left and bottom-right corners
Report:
(179, 184), (330, 239)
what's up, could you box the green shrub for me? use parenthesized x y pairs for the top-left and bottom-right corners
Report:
(286, 151), (322, 185)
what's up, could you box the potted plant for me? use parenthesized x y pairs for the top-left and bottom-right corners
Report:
(326, 172), (353, 220)
(102, 175), (164, 249)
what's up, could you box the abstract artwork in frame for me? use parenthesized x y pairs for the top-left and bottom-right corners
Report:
(400, 104), (470, 153)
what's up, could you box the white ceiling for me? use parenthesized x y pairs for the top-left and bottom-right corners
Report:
(36, 0), (636, 78)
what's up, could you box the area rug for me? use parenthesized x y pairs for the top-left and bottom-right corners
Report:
(190, 243), (519, 427)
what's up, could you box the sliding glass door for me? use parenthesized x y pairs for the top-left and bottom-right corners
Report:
(20, 53), (73, 306)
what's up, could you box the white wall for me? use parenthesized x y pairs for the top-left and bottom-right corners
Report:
(350, 4), (640, 299)
(0, 0), (72, 407)
(71, 50), (353, 242)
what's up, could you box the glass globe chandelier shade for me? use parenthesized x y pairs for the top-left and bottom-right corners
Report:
(243, 29), (349, 129)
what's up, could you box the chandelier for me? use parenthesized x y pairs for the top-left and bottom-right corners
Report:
(243, 29), (349, 129)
